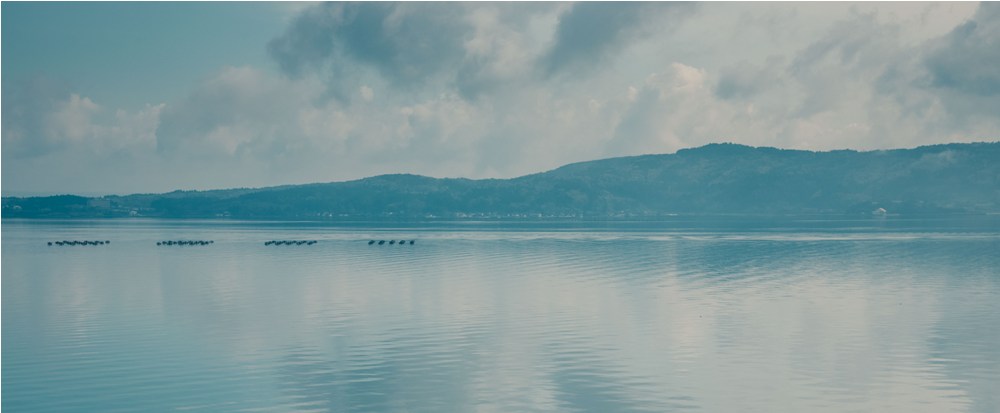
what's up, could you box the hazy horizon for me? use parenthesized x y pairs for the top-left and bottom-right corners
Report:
(4, 2), (999, 194)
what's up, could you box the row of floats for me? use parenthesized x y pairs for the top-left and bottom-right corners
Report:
(369, 240), (416, 245)
(48, 240), (111, 246)
(265, 240), (317, 246)
(49, 239), (418, 246)
(158, 240), (214, 246)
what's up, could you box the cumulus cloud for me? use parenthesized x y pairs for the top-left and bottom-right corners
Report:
(268, 3), (472, 87)
(601, 3), (999, 155)
(608, 63), (719, 155)
(917, 2), (1000, 126)
(3, 76), (77, 157)
(4, 2), (998, 195)
(2, 76), (163, 159)
(924, 2), (1000, 97)
(151, 65), (494, 184)
(156, 66), (322, 158)
(454, 3), (557, 99)
(540, 2), (695, 76)
(267, 2), (564, 101)
(714, 57), (787, 100)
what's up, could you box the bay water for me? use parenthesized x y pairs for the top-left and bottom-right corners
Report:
(3, 217), (998, 412)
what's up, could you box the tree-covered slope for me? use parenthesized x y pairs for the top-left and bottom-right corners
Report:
(4, 142), (998, 219)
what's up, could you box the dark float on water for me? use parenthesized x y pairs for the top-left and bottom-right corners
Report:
(264, 240), (317, 246)
(157, 240), (213, 246)
(369, 240), (415, 246)
(49, 240), (109, 246)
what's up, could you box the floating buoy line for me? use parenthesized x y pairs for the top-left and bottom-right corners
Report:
(369, 240), (415, 246)
(157, 240), (213, 246)
(47, 239), (418, 247)
(265, 240), (317, 246)
(48, 240), (110, 246)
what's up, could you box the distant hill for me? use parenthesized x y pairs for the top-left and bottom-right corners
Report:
(4, 142), (999, 219)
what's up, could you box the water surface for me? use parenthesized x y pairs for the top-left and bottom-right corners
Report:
(3, 217), (999, 412)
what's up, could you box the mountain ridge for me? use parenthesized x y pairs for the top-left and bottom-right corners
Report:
(4, 142), (998, 219)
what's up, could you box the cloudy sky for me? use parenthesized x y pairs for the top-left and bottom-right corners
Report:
(2, 2), (997, 195)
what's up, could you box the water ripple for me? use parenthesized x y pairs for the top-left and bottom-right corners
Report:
(3, 219), (999, 412)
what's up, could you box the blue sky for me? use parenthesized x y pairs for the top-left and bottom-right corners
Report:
(3, 2), (997, 195)
(2, 2), (290, 108)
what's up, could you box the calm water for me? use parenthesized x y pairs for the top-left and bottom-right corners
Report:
(3, 217), (999, 412)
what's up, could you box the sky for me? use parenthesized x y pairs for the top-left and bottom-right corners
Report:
(2, 2), (998, 196)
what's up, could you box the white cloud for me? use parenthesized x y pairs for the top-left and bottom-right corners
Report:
(155, 66), (323, 159)
(4, 2), (998, 195)
(49, 94), (100, 142)
(2, 88), (164, 159)
(106, 103), (165, 151)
